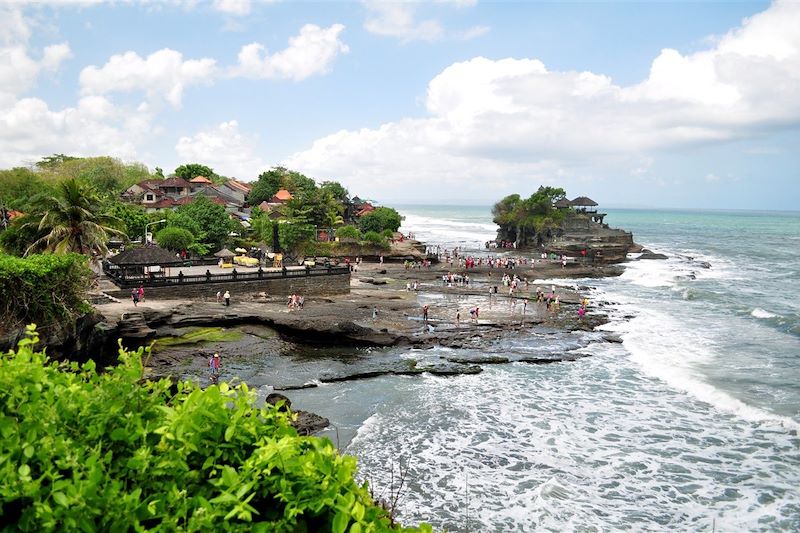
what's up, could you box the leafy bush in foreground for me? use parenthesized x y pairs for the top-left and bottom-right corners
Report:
(0, 253), (92, 334)
(0, 326), (430, 532)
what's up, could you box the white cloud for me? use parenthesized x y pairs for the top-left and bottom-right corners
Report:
(79, 49), (217, 107)
(212, 0), (250, 16)
(363, 0), (484, 43)
(0, 6), (72, 104)
(231, 23), (349, 80)
(0, 95), (154, 168)
(175, 120), (265, 179)
(288, 0), (800, 199)
(364, 2), (443, 42)
(459, 25), (490, 40)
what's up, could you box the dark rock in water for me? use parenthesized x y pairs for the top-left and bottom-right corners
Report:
(292, 410), (329, 435)
(639, 251), (668, 260)
(266, 393), (292, 411)
(603, 334), (623, 343)
(699, 261), (711, 269)
(446, 355), (510, 365)
(424, 364), (482, 376)
(273, 382), (319, 391)
(358, 277), (388, 285)
(518, 357), (569, 365)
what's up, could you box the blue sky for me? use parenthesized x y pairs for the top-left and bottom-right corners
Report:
(1, 0), (798, 209)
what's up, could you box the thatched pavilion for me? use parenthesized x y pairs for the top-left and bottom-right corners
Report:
(214, 247), (236, 266)
(107, 245), (183, 280)
(571, 196), (598, 213)
(554, 198), (572, 210)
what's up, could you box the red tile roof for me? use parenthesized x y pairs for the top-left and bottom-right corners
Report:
(271, 189), (293, 202)
(190, 176), (212, 183)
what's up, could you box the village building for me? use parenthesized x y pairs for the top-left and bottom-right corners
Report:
(121, 176), (253, 223)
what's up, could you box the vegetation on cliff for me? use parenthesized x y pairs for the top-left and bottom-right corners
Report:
(492, 186), (568, 247)
(0, 254), (91, 335)
(0, 326), (430, 532)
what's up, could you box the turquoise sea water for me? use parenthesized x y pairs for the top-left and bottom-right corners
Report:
(289, 206), (800, 531)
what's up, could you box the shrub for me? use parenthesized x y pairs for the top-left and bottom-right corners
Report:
(335, 225), (361, 241)
(0, 327), (431, 532)
(363, 231), (386, 245)
(0, 254), (91, 333)
(358, 207), (402, 234)
(155, 226), (195, 251)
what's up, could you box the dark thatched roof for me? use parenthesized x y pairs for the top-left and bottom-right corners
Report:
(214, 248), (236, 258)
(571, 196), (598, 207)
(554, 198), (572, 208)
(109, 246), (182, 266)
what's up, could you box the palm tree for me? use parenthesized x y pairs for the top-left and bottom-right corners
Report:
(25, 178), (125, 256)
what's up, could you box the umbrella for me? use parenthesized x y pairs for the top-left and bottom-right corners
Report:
(235, 247), (247, 253)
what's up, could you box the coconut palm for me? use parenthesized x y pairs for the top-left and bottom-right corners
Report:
(25, 178), (126, 256)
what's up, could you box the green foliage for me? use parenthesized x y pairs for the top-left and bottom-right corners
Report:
(358, 207), (402, 234)
(39, 156), (150, 197)
(0, 254), (91, 332)
(491, 186), (568, 246)
(335, 225), (361, 240)
(320, 181), (349, 203)
(23, 178), (126, 256)
(169, 196), (238, 251)
(247, 169), (284, 205)
(174, 163), (215, 182)
(108, 202), (150, 242)
(0, 168), (54, 211)
(0, 216), (46, 257)
(363, 231), (386, 245)
(155, 227), (195, 251)
(0, 327), (431, 532)
(280, 169), (317, 199)
(277, 222), (316, 252)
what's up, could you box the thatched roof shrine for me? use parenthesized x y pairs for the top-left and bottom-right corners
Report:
(571, 196), (598, 207)
(554, 198), (572, 209)
(109, 246), (182, 266)
(214, 248), (236, 258)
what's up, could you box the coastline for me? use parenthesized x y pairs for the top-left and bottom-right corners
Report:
(90, 256), (624, 394)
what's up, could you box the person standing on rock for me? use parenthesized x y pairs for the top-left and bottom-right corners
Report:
(131, 288), (139, 307)
(223, 290), (231, 307)
(209, 353), (221, 381)
(372, 306), (378, 320)
(456, 309), (461, 327)
(423, 304), (429, 322)
(138, 285), (145, 303)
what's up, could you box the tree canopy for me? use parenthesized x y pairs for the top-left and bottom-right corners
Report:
(492, 186), (568, 247)
(174, 163), (214, 181)
(358, 207), (402, 234)
(168, 196), (238, 251)
(155, 226), (195, 251)
(23, 178), (125, 256)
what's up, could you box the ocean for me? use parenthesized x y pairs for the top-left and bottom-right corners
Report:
(289, 206), (800, 532)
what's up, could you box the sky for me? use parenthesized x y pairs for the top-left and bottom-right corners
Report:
(1, 0), (798, 210)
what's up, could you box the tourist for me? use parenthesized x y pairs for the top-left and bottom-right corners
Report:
(578, 305), (586, 319)
(138, 285), (145, 303)
(379, 255), (384, 265)
(131, 288), (139, 307)
(223, 290), (231, 307)
(423, 304), (429, 322)
(209, 353), (221, 378)
(216, 290), (221, 303)
(372, 306), (378, 319)
(456, 309), (461, 327)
